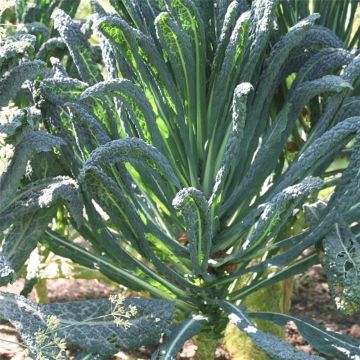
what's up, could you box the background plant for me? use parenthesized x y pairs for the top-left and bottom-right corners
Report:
(277, 0), (359, 50)
(0, 1), (175, 358)
(0, 0), (360, 359)
(274, 0), (360, 163)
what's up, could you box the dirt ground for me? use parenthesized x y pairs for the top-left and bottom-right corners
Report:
(1, 264), (360, 360)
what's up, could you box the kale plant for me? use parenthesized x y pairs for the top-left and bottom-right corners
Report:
(0, 0), (99, 78)
(1, 0), (360, 358)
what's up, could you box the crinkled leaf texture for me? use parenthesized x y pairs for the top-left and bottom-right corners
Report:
(0, 176), (83, 287)
(173, 187), (212, 276)
(305, 197), (360, 317)
(0, 60), (52, 107)
(0, 130), (65, 210)
(51, 9), (102, 84)
(0, 254), (15, 286)
(0, 291), (57, 358)
(0, 176), (83, 229)
(0, 211), (54, 283)
(303, 133), (360, 315)
(0, 292), (174, 357)
(73, 352), (106, 360)
(321, 222), (360, 315)
(81, 137), (180, 188)
(1, 1), (360, 359)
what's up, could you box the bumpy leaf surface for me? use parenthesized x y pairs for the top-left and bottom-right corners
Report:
(0, 292), (174, 356)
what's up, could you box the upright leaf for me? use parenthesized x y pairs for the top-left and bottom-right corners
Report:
(223, 76), (353, 216)
(80, 79), (162, 148)
(173, 187), (212, 276)
(240, 0), (279, 82)
(210, 82), (253, 203)
(52, 9), (102, 84)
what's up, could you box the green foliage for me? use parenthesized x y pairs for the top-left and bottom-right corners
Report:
(51, 9), (102, 84)
(218, 301), (323, 360)
(1, 0), (360, 358)
(152, 314), (207, 360)
(0, 253), (15, 286)
(173, 187), (212, 276)
(251, 311), (360, 360)
(0, 291), (173, 357)
(277, 0), (359, 49)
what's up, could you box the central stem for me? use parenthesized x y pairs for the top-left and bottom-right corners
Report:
(192, 309), (227, 360)
(194, 331), (219, 360)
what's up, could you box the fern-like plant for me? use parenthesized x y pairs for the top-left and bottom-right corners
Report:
(1, 0), (360, 358)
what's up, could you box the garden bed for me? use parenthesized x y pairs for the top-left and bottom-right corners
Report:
(1, 264), (359, 360)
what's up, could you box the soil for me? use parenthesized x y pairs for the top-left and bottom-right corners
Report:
(1, 264), (360, 360)
(286, 265), (360, 357)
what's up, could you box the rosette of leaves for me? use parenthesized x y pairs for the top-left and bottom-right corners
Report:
(1, 0), (360, 359)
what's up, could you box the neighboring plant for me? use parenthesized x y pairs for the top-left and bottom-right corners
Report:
(0, 0), (105, 302)
(275, 0), (360, 149)
(0, 0), (360, 359)
(277, 0), (359, 49)
(0, 0), (99, 77)
(0, 2), (174, 358)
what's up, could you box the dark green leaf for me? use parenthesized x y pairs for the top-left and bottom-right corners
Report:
(218, 301), (324, 360)
(173, 187), (212, 276)
(52, 9), (102, 84)
(250, 312), (360, 359)
(152, 315), (207, 360)
(0, 60), (51, 107)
